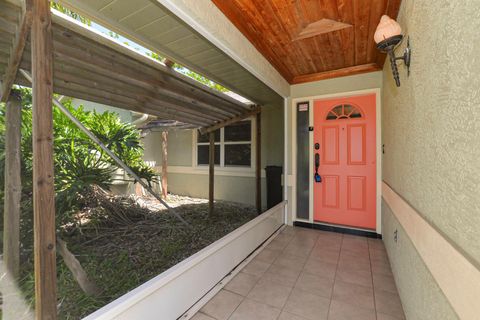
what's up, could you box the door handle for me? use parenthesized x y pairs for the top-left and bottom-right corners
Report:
(314, 153), (322, 183)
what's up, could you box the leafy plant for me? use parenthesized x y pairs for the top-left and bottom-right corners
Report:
(0, 88), (156, 228)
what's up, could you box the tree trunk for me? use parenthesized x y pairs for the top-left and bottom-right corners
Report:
(57, 238), (101, 296)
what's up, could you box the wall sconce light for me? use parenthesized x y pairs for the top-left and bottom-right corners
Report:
(374, 15), (411, 87)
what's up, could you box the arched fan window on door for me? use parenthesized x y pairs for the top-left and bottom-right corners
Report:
(326, 104), (363, 120)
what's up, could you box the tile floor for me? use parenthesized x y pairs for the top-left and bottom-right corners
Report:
(193, 226), (405, 320)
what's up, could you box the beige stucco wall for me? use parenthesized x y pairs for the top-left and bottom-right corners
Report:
(382, 202), (458, 320)
(143, 103), (284, 207)
(285, 71), (383, 224)
(382, 0), (480, 318)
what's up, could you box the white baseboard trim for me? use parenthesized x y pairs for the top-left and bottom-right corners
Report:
(382, 182), (480, 320)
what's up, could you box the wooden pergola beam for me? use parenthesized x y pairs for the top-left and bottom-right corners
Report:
(3, 89), (22, 280)
(200, 106), (261, 135)
(0, 1), (32, 102)
(17, 55), (227, 125)
(50, 24), (249, 114)
(31, 0), (57, 318)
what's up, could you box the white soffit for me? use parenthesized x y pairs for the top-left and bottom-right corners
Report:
(57, 0), (287, 106)
(156, 0), (290, 98)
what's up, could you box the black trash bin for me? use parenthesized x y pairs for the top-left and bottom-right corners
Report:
(265, 165), (283, 209)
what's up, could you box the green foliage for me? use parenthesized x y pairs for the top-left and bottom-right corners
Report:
(0, 88), (155, 228)
(50, 2), (91, 26)
(146, 52), (228, 92)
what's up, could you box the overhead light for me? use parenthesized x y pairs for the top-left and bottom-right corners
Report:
(374, 15), (411, 87)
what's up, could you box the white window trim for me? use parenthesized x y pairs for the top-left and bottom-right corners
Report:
(192, 117), (257, 175)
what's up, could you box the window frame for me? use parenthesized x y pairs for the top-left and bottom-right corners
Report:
(193, 117), (256, 172)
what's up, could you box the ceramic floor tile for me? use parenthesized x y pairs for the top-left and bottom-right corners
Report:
(332, 279), (374, 310)
(191, 312), (217, 320)
(294, 272), (334, 298)
(341, 244), (369, 255)
(303, 258), (337, 280)
(339, 249), (370, 263)
(309, 247), (340, 264)
(267, 238), (290, 251)
(247, 279), (292, 308)
(373, 274), (398, 294)
(200, 290), (243, 320)
(281, 226), (297, 235)
(335, 269), (373, 288)
(283, 288), (330, 320)
(316, 234), (343, 244)
(342, 234), (368, 243)
(224, 272), (259, 296)
(340, 244), (370, 257)
(256, 248), (282, 264)
(288, 239), (317, 250)
(376, 312), (406, 320)
(369, 247), (389, 262)
(274, 254), (307, 272)
(283, 243), (313, 258)
(228, 298), (281, 320)
(327, 300), (376, 320)
(242, 259), (271, 277)
(375, 290), (405, 318)
(371, 260), (393, 277)
(278, 311), (309, 320)
(274, 233), (295, 244)
(262, 264), (302, 287)
(337, 255), (371, 273)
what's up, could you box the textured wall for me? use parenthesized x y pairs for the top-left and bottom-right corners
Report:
(143, 129), (192, 167)
(142, 103), (284, 206)
(71, 99), (132, 123)
(382, 201), (458, 320)
(382, 0), (480, 266)
(168, 173), (267, 207)
(382, 0), (480, 318)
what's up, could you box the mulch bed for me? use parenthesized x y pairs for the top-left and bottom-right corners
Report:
(20, 188), (258, 319)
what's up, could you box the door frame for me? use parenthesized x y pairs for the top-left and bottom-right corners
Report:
(291, 88), (382, 234)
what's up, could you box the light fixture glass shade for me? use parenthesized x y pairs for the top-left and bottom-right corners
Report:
(374, 15), (402, 44)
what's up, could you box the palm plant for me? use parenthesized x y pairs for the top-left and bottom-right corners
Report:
(0, 88), (156, 228)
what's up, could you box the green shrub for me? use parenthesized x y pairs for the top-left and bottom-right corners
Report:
(0, 88), (156, 229)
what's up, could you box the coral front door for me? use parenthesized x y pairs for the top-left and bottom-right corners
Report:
(313, 94), (376, 230)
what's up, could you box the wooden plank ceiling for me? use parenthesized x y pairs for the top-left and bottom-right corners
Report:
(212, 0), (402, 84)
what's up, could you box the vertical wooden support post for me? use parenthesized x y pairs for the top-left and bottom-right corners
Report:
(208, 132), (215, 216)
(161, 130), (168, 198)
(3, 90), (22, 280)
(32, 0), (57, 319)
(256, 112), (262, 214)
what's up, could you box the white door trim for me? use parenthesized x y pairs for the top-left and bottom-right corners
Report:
(291, 88), (382, 234)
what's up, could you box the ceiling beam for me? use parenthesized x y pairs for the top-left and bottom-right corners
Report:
(0, 2), (32, 102)
(291, 63), (381, 85)
(200, 106), (261, 135)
